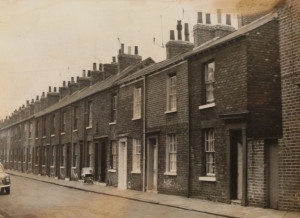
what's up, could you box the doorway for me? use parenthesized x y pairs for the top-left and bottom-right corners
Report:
(118, 138), (127, 189)
(94, 141), (107, 183)
(66, 145), (71, 179)
(230, 130), (243, 201)
(147, 136), (158, 192)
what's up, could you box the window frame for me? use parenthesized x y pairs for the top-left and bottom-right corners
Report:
(73, 107), (78, 130)
(86, 101), (93, 128)
(204, 61), (215, 104)
(165, 134), (177, 175)
(110, 141), (117, 170)
(133, 87), (142, 119)
(61, 111), (66, 133)
(111, 94), (117, 123)
(132, 138), (141, 173)
(166, 75), (177, 112)
(204, 128), (215, 177)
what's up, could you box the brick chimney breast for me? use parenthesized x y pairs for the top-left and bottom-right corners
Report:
(166, 21), (193, 59)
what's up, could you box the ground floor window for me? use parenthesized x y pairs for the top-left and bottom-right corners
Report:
(204, 128), (215, 176)
(132, 138), (141, 172)
(110, 141), (117, 170)
(166, 134), (177, 173)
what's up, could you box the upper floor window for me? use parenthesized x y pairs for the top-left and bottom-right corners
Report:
(29, 121), (32, 138)
(111, 94), (117, 123)
(87, 102), (92, 127)
(35, 120), (39, 138)
(204, 128), (215, 176)
(61, 111), (66, 133)
(167, 75), (177, 112)
(73, 107), (78, 130)
(42, 117), (47, 136)
(204, 61), (215, 104)
(166, 134), (177, 174)
(133, 87), (142, 119)
(51, 115), (55, 135)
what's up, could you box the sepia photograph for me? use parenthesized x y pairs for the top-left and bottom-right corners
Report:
(0, 0), (300, 217)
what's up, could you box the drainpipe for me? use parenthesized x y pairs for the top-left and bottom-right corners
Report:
(142, 75), (146, 192)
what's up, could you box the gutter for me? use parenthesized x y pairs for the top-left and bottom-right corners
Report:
(142, 75), (146, 192)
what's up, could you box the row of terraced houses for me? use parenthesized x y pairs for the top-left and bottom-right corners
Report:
(1, 0), (300, 212)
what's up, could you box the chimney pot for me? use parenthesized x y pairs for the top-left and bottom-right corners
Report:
(206, 13), (211, 24)
(31, 99), (34, 103)
(36, 96), (39, 100)
(42, 92), (45, 96)
(113, 56), (116, 63)
(68, 81), (71, 86)
(77, 76), (79, 82)
(177, 20), (182, 40)
(26, 100), (29, 105)
(184, 23), (189, 41)
(93, 63), (97, 70)
(128, 46), (131, 55)
(83, 70), (86, 77)
(54, 87), (57, 92)
(134, 46), (138, 55)
(99, 63), (103, 71)
(170, 30), (175, 40)
(71, 77), (74, 82)
(87, 70), (91, 77)
(226, 14), (231, 25)
(197, 12), (203, 23)
(63, 81), (66, 87)
(121, 43), (124, 54)
(49, 86), (51, 92)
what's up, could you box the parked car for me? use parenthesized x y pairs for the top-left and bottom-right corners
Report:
(0, 163), (10, 194)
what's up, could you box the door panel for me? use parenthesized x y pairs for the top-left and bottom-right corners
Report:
(147, 137), (158, 192)
(268, 142), (279, 209)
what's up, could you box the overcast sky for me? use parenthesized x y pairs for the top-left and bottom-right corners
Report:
(0, 0), (241, 120)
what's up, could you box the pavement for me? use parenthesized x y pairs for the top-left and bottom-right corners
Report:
(7, 170), (300, 218)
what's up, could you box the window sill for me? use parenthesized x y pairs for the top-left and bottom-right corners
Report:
(164, 172), (177, 176)
(109, 122), (116, 125)
(60, 132), (66, 135)
(199, 102), (216, 110)
(86, 126), (92, 130)
(131, 170), (141, 174)
(51, 134), (55, 137)
(165, 110), (177, 114)
(35, 138), (39, 140)
(50, 166), (55, 168)
(60, 166), (65, 169)
(132, 117), (141, 121)
(73, 129), (78, 132)
(198, 176), (216, 182)
(42, 136), (46, 139)
(108, 169), (116, 173)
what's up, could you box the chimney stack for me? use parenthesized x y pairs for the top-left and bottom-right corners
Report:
(206, 13), (211, 24)
(197, 12), (203, 23)
(177, 20), (182, 40)
(121, 43), (124, 54)
(184, 23), (190, 41)
(217, 9), (222, 23)
(170, 30), (175, 40)
(226, 14), (231, 25)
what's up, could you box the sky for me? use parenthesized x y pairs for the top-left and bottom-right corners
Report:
(0, 0), (243, 120)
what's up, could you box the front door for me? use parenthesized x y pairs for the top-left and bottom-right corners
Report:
(230, 130), (243, 201)
(100, 142), (107, 183)
(118, 138), (127, 189)
(147, 137), (158, 192)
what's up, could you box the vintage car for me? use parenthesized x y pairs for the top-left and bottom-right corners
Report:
(0, 163), (10, 194)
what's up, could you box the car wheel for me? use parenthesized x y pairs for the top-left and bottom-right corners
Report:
(5, 187), (10, 195)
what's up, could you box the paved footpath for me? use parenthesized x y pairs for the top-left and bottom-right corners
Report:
(7, 170), (300, 218)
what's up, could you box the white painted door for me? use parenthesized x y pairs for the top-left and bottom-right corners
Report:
(118, 139), (127, 190)
(147, 137), (158, 192)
